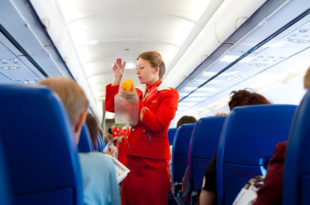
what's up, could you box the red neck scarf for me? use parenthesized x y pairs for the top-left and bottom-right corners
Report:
(146, 80), (161, 91)
(144, 80), (161, 102)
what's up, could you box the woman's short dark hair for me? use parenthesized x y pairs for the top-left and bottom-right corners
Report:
(228, 89), (271, 110)
(177, 115), (197, 128)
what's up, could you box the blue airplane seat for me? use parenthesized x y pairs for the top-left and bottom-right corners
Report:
(78, 124), (93, 152)
(0, 85), (83, 205)
(217, 104), (297, 205)
(283, 89), (310, 205)
(95, 132), (106, 152)
(172, 123), (195, 192)
(168, 128), (177, 145)
(188, 116), (226, 195)
(0, 139), (11, 205)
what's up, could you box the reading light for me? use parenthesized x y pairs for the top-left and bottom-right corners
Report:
(0, 66), (20, 70)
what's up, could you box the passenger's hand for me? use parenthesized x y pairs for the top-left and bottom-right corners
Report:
(106, 146), (116, 156)
(112, 58), (126, 85)
(114, 136), (123, 145)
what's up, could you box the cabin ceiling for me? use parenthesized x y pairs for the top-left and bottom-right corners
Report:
(30, 0), (219, 101)
(1, 0), (309, 124)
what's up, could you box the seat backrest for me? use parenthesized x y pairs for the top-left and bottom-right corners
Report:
(0, 139), (11, 205)
(188, 116), (226, 192)
(95, 132), (106, 152)
(172, 123), (195, 183)
(283, 89), (310, 205)
(217, 104), (297, 205)
(0, 85), (83, 205)
(168, 128), (177, 145)
(78, 124), (93, 152)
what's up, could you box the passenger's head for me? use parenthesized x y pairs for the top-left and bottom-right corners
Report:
(304, 66), (310, 89)
(215, 112), (228, 116)
(39, 77), (89, 143)
(136, 51), (165, 84)
(228, 89), (271, 110)
(177, 115), (197, 128)
(86, 113), (99, 149)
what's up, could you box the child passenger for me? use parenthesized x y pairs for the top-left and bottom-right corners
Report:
(39, 77), (120, 205)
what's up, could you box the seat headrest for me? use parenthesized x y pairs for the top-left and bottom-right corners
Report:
(0, 84), (83, 202)
(168, 128), (177, 145)
(219, 104), (297, 165)
(78, 124), (93, 153)
(173, 123), (195, 157)
(189, 116), (226, 158)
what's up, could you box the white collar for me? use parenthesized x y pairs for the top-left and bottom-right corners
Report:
(158, 82), (170, 91)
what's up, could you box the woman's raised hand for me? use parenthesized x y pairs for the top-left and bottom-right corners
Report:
(112, 58), (126, 85)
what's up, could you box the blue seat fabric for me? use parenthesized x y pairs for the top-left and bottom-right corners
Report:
(78, 124), (93, 153)
(0, 139), (11, 205)
(0, 85), (83, 205)
(172, 123), (195, 185)
(217, 104), (297, 205)
(283, 89), (310, 205)
(168, 128), (177, 146)
(188, 116), (226, 193)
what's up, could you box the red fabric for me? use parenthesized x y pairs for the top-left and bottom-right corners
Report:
(254, 141), (288, 205)
(111, 127), (130, 165)
(117, 140), (128, 165)
(105, 82), (179, 160)
(121, 156), (170, 205)
(145, 80), (161, 91)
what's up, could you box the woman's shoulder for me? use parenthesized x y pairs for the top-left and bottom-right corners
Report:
(273, 141), (288, 159)
(158, 83), (178, 95)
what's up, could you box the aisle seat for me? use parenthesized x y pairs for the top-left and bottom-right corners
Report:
(217, 104), (297, 205)
(0, 85), (83, 205)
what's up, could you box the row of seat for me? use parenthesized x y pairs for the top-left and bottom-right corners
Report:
(1, 84), (309, 204)
(0, 85), (87, 205)
(170, 103), (298, 204)
(283, 88), (310, 205)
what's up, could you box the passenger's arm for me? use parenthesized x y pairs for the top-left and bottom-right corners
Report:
(253, 142), (287, 205)
(107, 157), (121, 205)
(199, 187), (216, 205)
(140, 89), (179, 132)
(198, 154), (217, 205)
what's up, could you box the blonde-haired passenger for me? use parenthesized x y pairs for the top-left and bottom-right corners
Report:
(40, 77), (120, 205)
(304, 66), (310, 89)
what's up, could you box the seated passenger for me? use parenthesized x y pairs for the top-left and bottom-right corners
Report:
(252, 66), (310, 205)
(175, 116), (197, 187)
(85, 113), (106, 152)
(177, 115), (197, 128)
(85, 113), (100, 150)
(171, 115), (197, 197)
(39, 77), (121, 205)
(199, 89), (271, 205)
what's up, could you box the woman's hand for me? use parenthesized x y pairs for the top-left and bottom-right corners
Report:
(113, 136), (123, 145)
(112, 58), (126, 85)
(105, 146), (116, 156)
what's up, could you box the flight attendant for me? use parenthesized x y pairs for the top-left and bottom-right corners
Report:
(105, 51), (179, 205)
